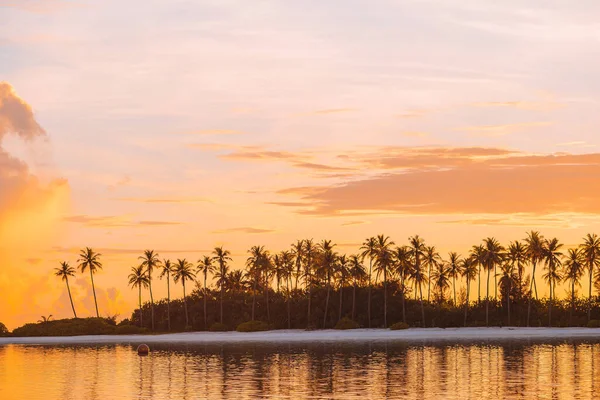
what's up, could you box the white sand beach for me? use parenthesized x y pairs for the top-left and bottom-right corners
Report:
(3, 327), (600, 345)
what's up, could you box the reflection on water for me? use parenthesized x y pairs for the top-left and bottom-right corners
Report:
(1, 340), (600, 399)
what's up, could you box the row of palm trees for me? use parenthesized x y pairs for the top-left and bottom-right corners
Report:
(55, 232), (600, 330)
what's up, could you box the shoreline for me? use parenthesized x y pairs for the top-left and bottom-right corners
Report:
(4, 327), (600, 345)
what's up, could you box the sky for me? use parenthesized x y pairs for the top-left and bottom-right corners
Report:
(2, 0), (600, 329)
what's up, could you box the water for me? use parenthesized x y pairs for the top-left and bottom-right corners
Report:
(1, 340), (600, 399)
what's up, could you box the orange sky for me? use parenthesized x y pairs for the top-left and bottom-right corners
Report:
(2, 0), (600, 329)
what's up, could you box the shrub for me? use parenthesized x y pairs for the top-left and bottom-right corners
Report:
(236, 320), (270, 332)
(588, 320), (600, 328)
(12, 318), (116, 337)
(390, 322), (410, 330)
(115, 325), (148, 335)
(0, 322), (8, 336)
(334, 317), (360, 330)
(209, 322), (229, 332)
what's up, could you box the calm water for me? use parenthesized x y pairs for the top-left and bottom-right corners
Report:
(2, 340), (600, 399)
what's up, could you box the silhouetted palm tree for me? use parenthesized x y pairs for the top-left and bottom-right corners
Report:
(213, 246), (232, 324)
(281, 251), (295, 328)
(246, 245), (267, 321)
(394, 246), (412, 324)
(542, 238), (563, 327)
(564, 248), (585, 323)
(348, 254), (366, 321)
(55, 261), (77, 318)
(304, 239), (317, 328)
(483, 237), (504, 326)
(337, 254), (350, 322)
(507, 241), (527, 290)
(462, 257), (478, 326)
(319, 240), (337, 328)
(139, 249), (160, 330)
(431, 262), (451, 303)
(198, 255), (215, 329)
(173, 258), (195, 328)
(525, 231), (545, 326)
(77, 247), (102, 318)
(360, 237), (377, 328)
(128, 265), (149, 327)
(409, 235), (427, 326)
(158, 259), (173, 330)
(424, 246), (441, 302)
(374, 234), (395, 327)
(291, 240), (304, 291)
(581, 233), (600, 322)
(470, 244), (486, 303)
(447, 252), (462, 306)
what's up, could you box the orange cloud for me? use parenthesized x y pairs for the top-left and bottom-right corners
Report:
(457, 121), (552, 137)
(274, 148), (600, 216)
(62, 214), (183, 228)
(211, 227), (276, 234)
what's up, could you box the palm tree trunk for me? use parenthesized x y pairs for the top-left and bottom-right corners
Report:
(149, 277), (155, 331)
(287, 276), (291, 329)
(204, 273), (208, 330)
(419, 283), (426, 327)
(307, 261), (312, 329)
(401, 273), (406, 324)
(494, 265), (498, 301)
(383, 272), (388, 328)
(352, 283), (356, 321)
(464, 278), (470, 327)
(139, 285), (143, 327)
(166, 273), (171, 331)
(66, 278), (77, 318)
(427, 264), (432, 302)
(252, 275), (257, 321)
(266, 278), (271, 323)
(90, 269), (99, 318)
(571, 280), (575, 325)
(527, 261), (537, 327)
(549, 279), (552, 327)
(486, 267), (490, 326)
(452, 275), (456, 306)
(478, 265), (481, 303)
(589, 266), (593, 323)
(367, 258), (372, 328)
(323, 276), (331, 328)
(183, 279), (189, 328)
(338, 280), (343, 322)
(507, 279), (511, 326)
(220, 266), (224, 324)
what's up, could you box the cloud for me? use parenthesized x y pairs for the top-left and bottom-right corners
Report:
(341, 220), (367, 226)
(401, 131), (429, 138)
(62, 215), (182, 228)
(0, 82), (46, 140)
(0, 0), (76, 14)
(456, 121), (552, 137)
(220, 150), (302, 162)
(274, 148), (600, 216)
(178, 129), (245, 135)
(114, 196), (212, 204)
(312, 108), (356, 115)
(471, 101), (562, 111)
(211, 227), (276, 234)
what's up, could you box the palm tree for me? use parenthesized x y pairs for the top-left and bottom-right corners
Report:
(483, 238), (504, 326)
(497, 262), (516, 325)
(507, 241), (527, 291)
(431, 263), (451, 303)
(469, 244), (485, 303)
(581, 233), (600, 322)
(447, 252), (462, 306)
(394, 246), (412, 324)
(54, 261), (77, 318)
(246, 245), (267, 321)
(139, 250), (160, 330)
(291, 240), (304, 291)
(261, 254), (274, 322)
(304, 239), (316, 328)
(348, 254), (366, 321)
(374, 234), (395, 328)
(213, 246), (232, 325)
(337, 255), (350, 322)
(408, 235), (427, 326)
(281, 251), (295, 328)
(158, 259), (173, 330)
(525, 231), (545, 326)
(360, 237), (377, 328)
(198, 255), (215, 329)
(77, 247), (102, 318)
(462, 257), (478, 326)
(564, 248), (585, 323)
(128, 265), (149, 327)
(173, 258), (195, 328)
(319, 240), (337, 328)
(424, 246), (441, 302)
(542, 238), (563, 327)
(38, 315), (53, 323)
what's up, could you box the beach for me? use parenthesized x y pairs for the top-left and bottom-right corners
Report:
(3, 327), (600, 345)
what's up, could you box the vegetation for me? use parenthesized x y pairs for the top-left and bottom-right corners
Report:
(390, 322), (410, 330)
(0, 322), (8, 336)
(236, 320), (270, 332)
(334, 317), (360, 330)
(36, 232), (600, 336)
(10, 318), (145, 337)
